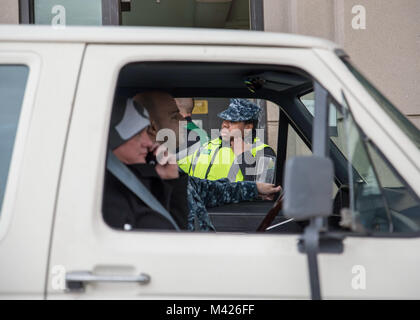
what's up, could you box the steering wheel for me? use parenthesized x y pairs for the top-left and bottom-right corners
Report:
(256, 192), (284, 232)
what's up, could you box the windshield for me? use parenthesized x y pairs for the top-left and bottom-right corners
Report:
(341, 57), (420, 149)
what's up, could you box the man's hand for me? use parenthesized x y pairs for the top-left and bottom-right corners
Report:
(256, 183), (282, 200)
(152, 144), (179, 180)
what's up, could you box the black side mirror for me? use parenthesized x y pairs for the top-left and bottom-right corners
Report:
(283, 156), (334, 221)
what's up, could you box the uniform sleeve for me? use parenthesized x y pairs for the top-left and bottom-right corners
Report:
(186, 179), (216, 231)
(189, 176), (258, 208)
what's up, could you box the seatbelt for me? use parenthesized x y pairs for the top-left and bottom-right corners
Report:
(106, 151), (180, 231)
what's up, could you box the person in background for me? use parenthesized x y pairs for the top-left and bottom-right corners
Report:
(188, 98), (276, 182)
(175, 97), (209, 173)
(174, 97), (200, 148)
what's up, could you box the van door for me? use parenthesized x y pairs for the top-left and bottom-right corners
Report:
(46, 44), (319, 299)
(0, 43), (84, 298)
(301, 84), (420, 299)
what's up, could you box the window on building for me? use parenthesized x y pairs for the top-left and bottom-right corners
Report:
(33, 0), (103, 25)
(122, 0), (250, 29)
(21, 0), (254, 29)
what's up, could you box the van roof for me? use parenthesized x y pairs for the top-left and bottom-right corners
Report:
(0, 25), (340, 51)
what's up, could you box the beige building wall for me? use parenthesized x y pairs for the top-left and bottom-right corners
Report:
(1, 1), (417, 136)
(0, 0), (19, 24)
(264, 0), (420, 132)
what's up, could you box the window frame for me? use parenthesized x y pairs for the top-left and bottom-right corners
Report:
(18, 0), (121, 25)
(0, 53), (40, 241)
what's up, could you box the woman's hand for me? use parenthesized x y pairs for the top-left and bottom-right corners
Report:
(256, 183), (282, 200)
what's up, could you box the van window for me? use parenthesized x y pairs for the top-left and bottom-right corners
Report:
(340, 107), (391, 232)
(334, 102), (420, 233)
(0, 65), (29, 215)
(366, 143), (420, 233)
(103, 94), (282, 232)
(342, 57), (420, 149)
(102, 62), (313, 234)
(286, 124), (312, 159)
(299, 90), (420, 233)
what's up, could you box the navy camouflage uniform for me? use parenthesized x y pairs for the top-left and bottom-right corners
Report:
(186, 175), (259, 231)
(217, 98), (261, 122)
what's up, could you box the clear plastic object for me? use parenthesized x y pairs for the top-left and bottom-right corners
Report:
(255, 155), (276, 184)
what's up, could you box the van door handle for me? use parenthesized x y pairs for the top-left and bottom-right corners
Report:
(65, 271), (151, 291)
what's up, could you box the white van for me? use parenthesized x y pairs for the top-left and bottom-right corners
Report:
(0, 25), (419, 299)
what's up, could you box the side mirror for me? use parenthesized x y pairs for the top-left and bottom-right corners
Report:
(283, 156), (334, 221)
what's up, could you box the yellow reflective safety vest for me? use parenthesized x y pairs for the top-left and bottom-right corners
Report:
(185, 137), (271, 182)
(177, 140), (201, 174)
(177, 120), (209, 174)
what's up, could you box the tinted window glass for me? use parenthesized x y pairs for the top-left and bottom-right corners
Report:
(0, 65), (29, 215)
(366, 143), (420, 233)
(332, 101), (420, 233)
(341, 108), (391, 232)
(300, 90), (420, 234)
